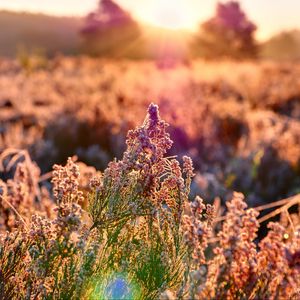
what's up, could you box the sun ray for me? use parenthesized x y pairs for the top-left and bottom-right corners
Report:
(140, 0), (195, 30)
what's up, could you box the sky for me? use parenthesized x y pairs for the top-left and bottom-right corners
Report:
(0, 0), (299, 40)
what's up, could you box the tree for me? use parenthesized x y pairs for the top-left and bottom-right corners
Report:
(193, 1), (258, 59)
(81, 0), (141, 57)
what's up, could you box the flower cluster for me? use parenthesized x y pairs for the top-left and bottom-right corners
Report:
(0, 149), (54, 231)
(0, 104), (299, 299)
(52, 157), (84, 204)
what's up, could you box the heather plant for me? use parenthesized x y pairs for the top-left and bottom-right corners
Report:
(0, 104), (200, 298)
(0, 104), (300, 299)
(0, 149), (54, 231)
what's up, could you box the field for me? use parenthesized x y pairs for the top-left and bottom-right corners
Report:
(0, 56), (300, 299)
(1, 57), (300, 204)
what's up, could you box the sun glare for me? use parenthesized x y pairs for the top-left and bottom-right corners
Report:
(143, 0), (194, 30)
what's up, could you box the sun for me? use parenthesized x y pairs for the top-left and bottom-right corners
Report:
(141, 0), (195, 30)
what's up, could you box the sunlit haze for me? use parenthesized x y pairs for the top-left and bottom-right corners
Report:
(0, 0), (300, 40)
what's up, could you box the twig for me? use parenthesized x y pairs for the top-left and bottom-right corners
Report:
(209, 193), (300, 244)
(1, 196), (28, 229)
(214, 194), (300, 224)
(258, 194), (300, 224)
(38, 171), (52, 182)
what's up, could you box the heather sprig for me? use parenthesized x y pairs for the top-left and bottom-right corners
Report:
(87, 103), (193, 298)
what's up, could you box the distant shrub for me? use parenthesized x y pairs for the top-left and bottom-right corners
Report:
(80, 0), (142, 58)
(17, 45), (48, 72)
(261, 30), (300, 61)
(192, 1), (258, 59)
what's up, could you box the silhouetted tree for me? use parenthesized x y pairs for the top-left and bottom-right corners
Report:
(193, 1), (258, 59)
(81, 0), (141, 57)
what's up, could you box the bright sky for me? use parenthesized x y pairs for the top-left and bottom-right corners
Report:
(0, 0), (299, 40)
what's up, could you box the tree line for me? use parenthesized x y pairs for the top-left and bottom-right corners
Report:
(81, 0), (258, 59)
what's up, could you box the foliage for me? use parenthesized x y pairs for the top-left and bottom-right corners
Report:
(0, 104), (299, 299)
(193, 1), (258, 59)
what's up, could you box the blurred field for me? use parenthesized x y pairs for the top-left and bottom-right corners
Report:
(1, 56), (299, 207)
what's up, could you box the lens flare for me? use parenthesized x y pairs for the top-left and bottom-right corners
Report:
(90, 273), (140, 300)
(105, 276), (132, 299)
